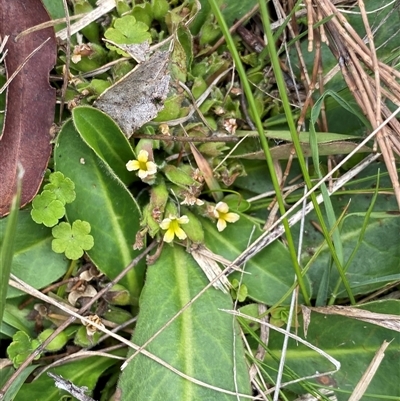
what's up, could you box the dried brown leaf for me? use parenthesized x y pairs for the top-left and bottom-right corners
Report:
(0, 0), (56, 216)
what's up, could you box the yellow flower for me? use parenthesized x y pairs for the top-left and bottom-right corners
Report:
(213, 202), (239, 232)
(160, 215), (189, 243)
(126, 150), (157, 179)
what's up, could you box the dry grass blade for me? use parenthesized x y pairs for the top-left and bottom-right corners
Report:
(312, 0), (400, 209)
(7, 274), (253, 399)
(307, 305), (400, 332)
(56, 0), (116, 41)
(348, 340), (391, 401)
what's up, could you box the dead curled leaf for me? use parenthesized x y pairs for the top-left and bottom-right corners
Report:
(94, 50), (170, 138)
(0, 0), (56, 216)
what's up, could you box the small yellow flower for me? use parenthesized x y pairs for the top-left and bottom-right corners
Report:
(213, 202), (240, 232)
(126, 150), (157, 179)
(160, 215), (189, 243)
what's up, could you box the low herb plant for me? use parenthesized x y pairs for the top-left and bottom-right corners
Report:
(0, 1), (399, 400)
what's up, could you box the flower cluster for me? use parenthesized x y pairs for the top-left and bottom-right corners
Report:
(158, 202), (240, 244)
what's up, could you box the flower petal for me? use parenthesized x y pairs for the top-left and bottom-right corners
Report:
(215, 202), (229, 213)
(163, 228), (175, 243)
(217, 218), (227, 232)
(138, 169), (150, 179)
(178, 215), (189, 224)
(174, 226), (187, 240)
(224, 212), (240, 223)
(146, 161), (157, 175)
(126, 160), (140, 171)
(160, 218), (171, 230)
(137, 150), (149, 162)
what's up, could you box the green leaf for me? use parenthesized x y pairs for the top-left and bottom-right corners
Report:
(265, 300), (400, 400)
(37, 328), (68, 352)
(13, 353), (121, 401)
(151, 0), (169, 21)
(0, 170), (21, 324)
(31, 190), (65, 227)
(43, 171), (76, 204)
(51, 220), (94, 260)
(54, 120), (145, 304)
(118, 246), (252, 400)
(72, 106), (136, 186)
(180, 208), (204, 243)
(0, 210), (69, 299)
(191, 0), (258, 35)
(302, 212), (400, 297)
(7, 331), (41, 368)
(164, 164), (199, 188)
(104, 15), (151, 55)
(202, 215), (310, 305)
(2, 298), (37, 336)
(0, 365), (37, 401)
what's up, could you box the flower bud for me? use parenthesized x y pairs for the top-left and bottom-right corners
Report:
(104, 284), (131, 306)
(38, 329), (68, 352)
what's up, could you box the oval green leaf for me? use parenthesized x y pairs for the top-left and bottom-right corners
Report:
(202, 215), (310, 305)
(265, 300), (400, 400)
(0, 210), (69, 299)
(72, 106), (136, 186)
(54, 120), (144, 304)
(118, 245), (252, 400)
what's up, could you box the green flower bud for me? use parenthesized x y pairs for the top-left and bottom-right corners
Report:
(104, 284), (131, 306)
(164, 165), (198, 188)
(199, 20), (221, 45)
(180, 208), (204, 243)
(230, 279), (248, 302)
(103, 305), (134, 325)
(74, 325), (101, 347)
(38, 329), (68, 352)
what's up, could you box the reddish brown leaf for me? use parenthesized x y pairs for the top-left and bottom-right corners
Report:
(0, 0), (56, 216)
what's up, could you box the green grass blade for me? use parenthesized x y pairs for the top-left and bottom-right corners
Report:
(328, 172), (381, 304)
(258, 1), (358, 304)
(0, 167), (22, 324)
(208, 0), (310, 304)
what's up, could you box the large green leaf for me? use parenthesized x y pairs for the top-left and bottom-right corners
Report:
(54, 120), (144, 304)
(0, 365), (37, 401)
(202, 215), (310, 305)
(0, 210), (69, 299)
(118, 245), (252, 401)
(302, 212), (400, 298)
(72, 106), (136, 186)
(13, 353), (119, 401)
(264, 300), (400, 400)
(191, 0), (258, 35)
(2, 298), (37, 337)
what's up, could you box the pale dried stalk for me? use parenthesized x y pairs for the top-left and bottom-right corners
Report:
(313, 0), (400, 208)
(348, 341), (391, 401)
